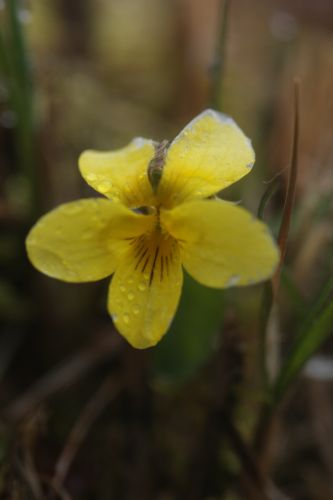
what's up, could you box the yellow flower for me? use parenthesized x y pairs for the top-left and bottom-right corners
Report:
(26, 109), (279, 349)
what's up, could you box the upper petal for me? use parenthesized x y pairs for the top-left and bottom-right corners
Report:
(79, 138), (156, 208)
(157, 109), (255, 207)
(108, 230), (183, 348)
(161, 200), (279, 288)
(26, 198), (154, 282)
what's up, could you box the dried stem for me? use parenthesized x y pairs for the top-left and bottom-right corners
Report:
(272, 80), (300, 296)
(210, 0), (231, 110)
(3, 333), (122, 421)
(222, 413), (292, 500)
(52, 374), (122, 490)
(254, 79), (301, 475)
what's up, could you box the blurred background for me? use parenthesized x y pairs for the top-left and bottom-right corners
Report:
(1, 0), (333, 498)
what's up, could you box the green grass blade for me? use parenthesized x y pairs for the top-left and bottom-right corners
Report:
(257, 176), (280, 221)
(210, 0), (231, 110)
(257, 81), (300, 389)
(272, 80), (300, 295)
(280, 268), (305, 313)
(298, 274), (333, 336)
(272, 298), (333, 404)
(7, 0), (31, 91)
(4, 0), (37, 214)
(152, 272), (224, 387)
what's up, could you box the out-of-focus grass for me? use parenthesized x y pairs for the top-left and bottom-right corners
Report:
(1, 0), (333, 499)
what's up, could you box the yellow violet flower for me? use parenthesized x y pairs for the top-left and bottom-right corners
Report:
(26, 109), (279, 349)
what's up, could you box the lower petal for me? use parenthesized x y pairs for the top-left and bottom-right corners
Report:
(162, 200), (279, 288)
(108, 232), (183, 349)
(26, 199), (153, 282)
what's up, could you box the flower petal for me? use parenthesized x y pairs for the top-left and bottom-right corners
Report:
(79, 138), (156, 208)
(162, 200), (279, 288)
(108, 232), (183, 348)
(157, 109), (255, 207)
(26, 199), (154, 282)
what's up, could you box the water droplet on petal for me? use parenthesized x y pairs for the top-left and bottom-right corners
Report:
(86, 172), (97, 181)
(138, 282), (146, 292)
(123, 313), (130, 324)
(112, 314), (118, 323)
(98, 180), (112, 193)
(132, 305), (140, 315)
(120, 285), (126, 292)
(127, 278), (134, 285)
(127, 292), (134, 301)
(227, 275), (240, 286)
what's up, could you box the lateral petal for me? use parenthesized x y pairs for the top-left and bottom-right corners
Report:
(108, 231), (183, 348)
(157, 109), (255, 207)
(79, 138), (156, 208)
(162, 200), (279, 288)
(26, 199), (153, 282)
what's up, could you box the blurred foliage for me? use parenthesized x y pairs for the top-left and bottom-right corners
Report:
(153, 272), (224, 386)
(1, 0), (333, 499)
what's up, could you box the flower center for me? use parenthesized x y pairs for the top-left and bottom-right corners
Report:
(129, 216), (178, 286)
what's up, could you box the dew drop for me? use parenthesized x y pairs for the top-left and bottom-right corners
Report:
(143, 273), (150, 280)
(132, 305), (140, 315)
(98, 180), (112, 193)
(86, 172), (97, 181)
(227, 275), (240, 286)
(138, 282), (146, 292)
(120, 285), (126, 292)
(123, 313), (130, 324)
(112, 314), (118, 323)
(127, 292), (134, 301)
(127, 278), (134, 285)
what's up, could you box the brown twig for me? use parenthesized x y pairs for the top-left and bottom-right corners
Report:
(253, 79), (301, 476)
(3, 333), (122, 421)
(222, 411), (269, 499)
(52, 374), (122, 491)
(222, 412), (293, 500)
(210, 0), (231, 110)
(272, 79), (300, 296)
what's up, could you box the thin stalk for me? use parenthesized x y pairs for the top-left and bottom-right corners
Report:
(272, 80), (300, 296)
(297, 274), (333, 336)
(6, 0), (37, 214)
(257, 176), (280, 221)
(254, 80), (300, 467)
(210, 0), (231, 110)
(258, 80), (300, 388)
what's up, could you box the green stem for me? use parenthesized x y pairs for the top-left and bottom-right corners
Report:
(5, 0), (37, 215)
(210, 0), (231, 110)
